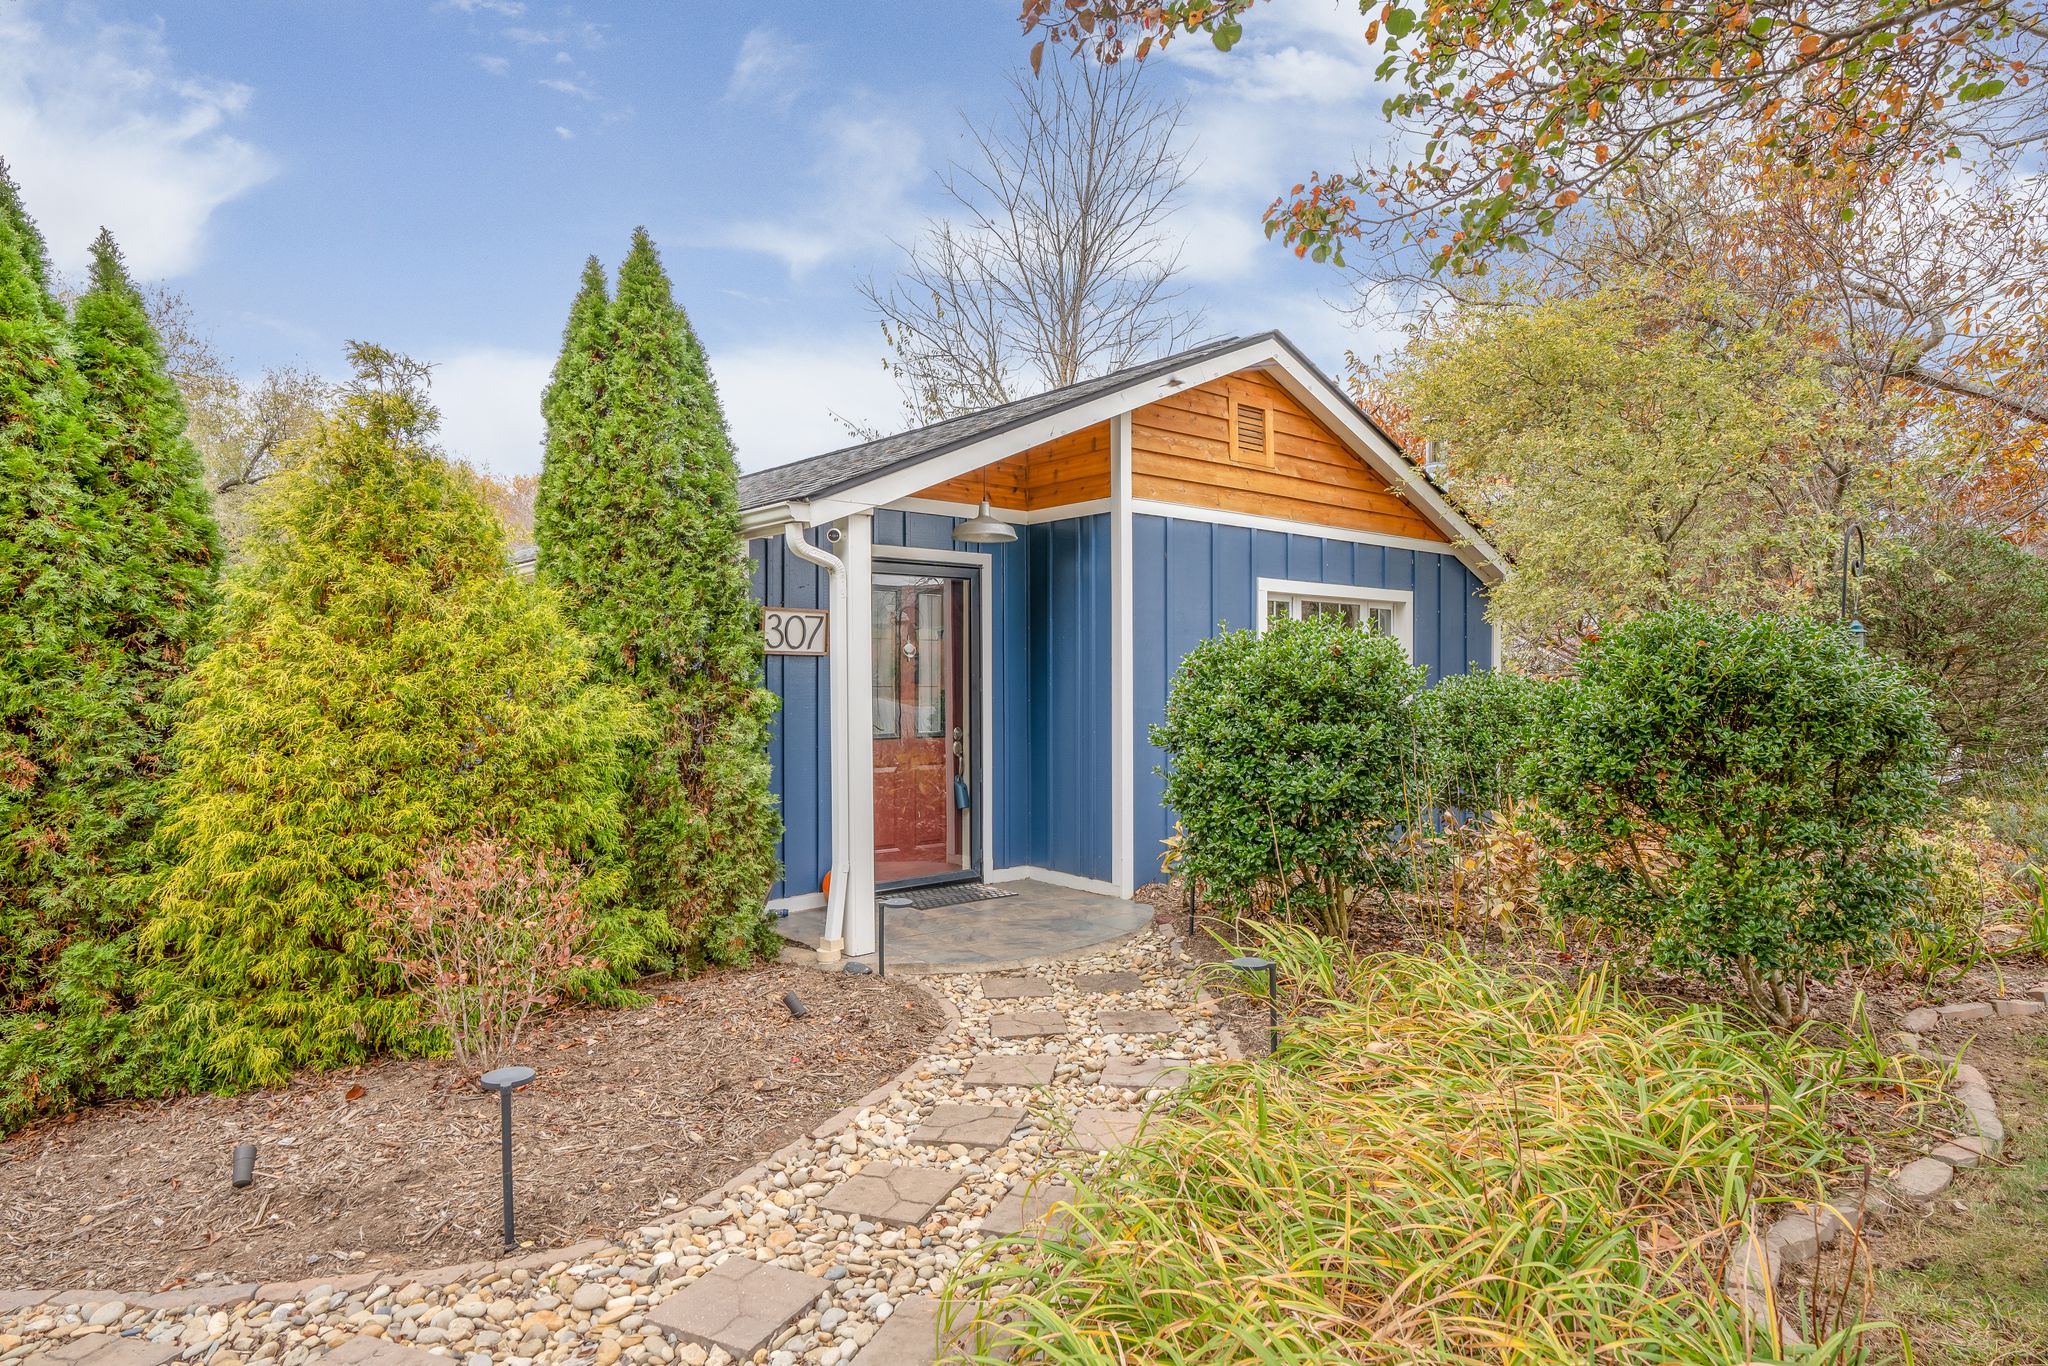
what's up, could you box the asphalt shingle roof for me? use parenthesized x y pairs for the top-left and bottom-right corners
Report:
(736, 333), (1263, 510)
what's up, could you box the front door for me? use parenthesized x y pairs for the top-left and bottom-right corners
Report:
(872, 572), (972, 885)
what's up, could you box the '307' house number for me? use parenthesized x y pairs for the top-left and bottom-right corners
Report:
(762, 607), (829, 656)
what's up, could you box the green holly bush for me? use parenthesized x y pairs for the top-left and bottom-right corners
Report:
(1414, 667), (1558, 817)
(134, 345), (654, 1092)
(1152, 613), (1422, 937)
(536, 233), (780, 967)
(1529, 605), (1940, 1023)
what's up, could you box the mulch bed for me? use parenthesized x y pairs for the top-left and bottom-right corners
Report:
(0, 965), (944, 1291)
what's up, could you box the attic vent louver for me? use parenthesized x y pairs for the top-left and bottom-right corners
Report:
(1235, 402), (1268, 457)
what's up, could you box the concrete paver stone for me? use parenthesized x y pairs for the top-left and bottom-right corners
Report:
(909, 1104), (1025, 1149)
(981, 1178), (1078, 1238)
(1073, 971), (1144, 995)
(644, 1257), (825, 1357)
(1068, 1107), (1146, 1153)
(1095, 1009), (1180, 1036)
(847, 1294), (976, 1366)
(1098, 1056), (1191, 1090)
(319, 1338), (450, 1366)
(988, 1010), (1067, 1040)
(963, 1054), (1056, 1087)
(819, 1162), (968, 1227)
(26, 1339), (182, 1366)
(979, 976), (1054, 1000)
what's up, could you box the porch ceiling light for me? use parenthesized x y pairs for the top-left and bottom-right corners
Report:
(953, 495), (1018, 544)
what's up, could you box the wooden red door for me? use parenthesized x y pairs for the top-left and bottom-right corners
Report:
(872, 576), (966, 883)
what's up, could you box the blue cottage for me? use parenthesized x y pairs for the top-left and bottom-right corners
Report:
(739, 331), (1508, 962)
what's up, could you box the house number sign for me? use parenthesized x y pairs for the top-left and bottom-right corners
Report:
(763, 607), (829, 656)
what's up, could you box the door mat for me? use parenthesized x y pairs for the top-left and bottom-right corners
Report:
(884, 882), (1019, 911)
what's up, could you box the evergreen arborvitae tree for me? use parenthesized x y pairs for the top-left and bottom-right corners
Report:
(537, 231), (781, 966)
(136, 344), (656, 1092)
(0, 181), (220, 1126)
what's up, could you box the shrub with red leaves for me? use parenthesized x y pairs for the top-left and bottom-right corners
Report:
(368, 836), (600, 1067)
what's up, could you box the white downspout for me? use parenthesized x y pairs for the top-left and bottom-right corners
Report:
(783, 523), (851, 964)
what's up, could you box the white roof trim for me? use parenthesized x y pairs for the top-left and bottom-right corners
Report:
(758, 336), (1506, 582)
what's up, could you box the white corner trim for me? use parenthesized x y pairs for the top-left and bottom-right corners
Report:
(1109, 412), (1135, 898)
(1128, 499), (1465, 560)
(1257, 576), (1417, 660)
(839, 513), (878, 958)
(986, 865), (1127, 900)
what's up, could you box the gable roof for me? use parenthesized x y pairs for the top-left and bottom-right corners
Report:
(738, 330), (1507, 581)
(737, 333), (1258, 509)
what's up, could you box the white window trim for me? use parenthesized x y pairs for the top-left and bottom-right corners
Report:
(1255, 577), (1416, 659)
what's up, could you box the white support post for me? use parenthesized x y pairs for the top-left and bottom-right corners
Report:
(840, 512), (879, 957)
(1110, 412), (1135, 898)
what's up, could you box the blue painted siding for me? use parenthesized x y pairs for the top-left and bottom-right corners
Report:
(1130, 512), (1493, 876)
(747, 510), (1113, 899)
(748, 531), (832, 903)
(1024, 515), (1113, 883)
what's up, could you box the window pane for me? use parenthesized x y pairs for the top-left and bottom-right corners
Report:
(872, 588), (900, 738)
(914, 587), (945, 737)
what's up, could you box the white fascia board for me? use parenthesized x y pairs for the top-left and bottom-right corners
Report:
(1252, 347), (1510, 583)
(827, 340), (1283, 512)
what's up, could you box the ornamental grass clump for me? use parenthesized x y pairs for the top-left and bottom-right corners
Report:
(952, 926), (1932, 1365)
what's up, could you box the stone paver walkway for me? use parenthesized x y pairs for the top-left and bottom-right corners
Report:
(0, 927), (1227, 1366)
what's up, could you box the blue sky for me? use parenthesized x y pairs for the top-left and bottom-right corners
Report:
(0, 0), (1405, 476)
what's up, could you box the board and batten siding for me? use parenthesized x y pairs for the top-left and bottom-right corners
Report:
(1128, 510), (1493, 877)
(747, 510), (1112, 903)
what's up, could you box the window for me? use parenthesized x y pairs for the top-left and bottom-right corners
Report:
(1256, 578), (1414, 658)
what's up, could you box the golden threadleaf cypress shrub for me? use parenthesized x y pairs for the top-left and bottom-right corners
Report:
(134, 345), (654, 1093)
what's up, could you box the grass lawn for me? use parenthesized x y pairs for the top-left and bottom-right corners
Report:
(1874, 1030), (2048, 1365)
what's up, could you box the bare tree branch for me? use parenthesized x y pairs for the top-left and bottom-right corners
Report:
(861, 53), (1202, 423)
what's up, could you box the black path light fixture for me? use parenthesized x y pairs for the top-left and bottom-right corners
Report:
(480, 1065), (537, 1250)
(231, 1142), (257, 1189)
(1839, 522), (1868, 649)
(1226, 954), (1280, 1055)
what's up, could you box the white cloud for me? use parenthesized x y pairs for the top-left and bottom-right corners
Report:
(538, 77), (595, 100)
(1149, 0), (1401, 302)
(712, 334), (898, 470)
(442, 0), (526, 16)
(726, 27), (813, 110)
(712, 105), (927, 274)
(431, 346), (554, 477)
(0, 5), (274, 278)
(422, 336), (894, 480)
(473, 53), (511, 76)
(553, 125), (575, 141)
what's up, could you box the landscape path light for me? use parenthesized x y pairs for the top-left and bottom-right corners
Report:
(480, 1065), (537, 1250)
(1226, 954), (1280, 1055)
(879, 896), (912, 978)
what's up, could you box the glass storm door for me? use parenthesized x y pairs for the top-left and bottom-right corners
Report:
(872, 573), (970, 885)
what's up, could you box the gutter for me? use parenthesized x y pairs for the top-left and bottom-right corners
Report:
(780, 523), (851, 963)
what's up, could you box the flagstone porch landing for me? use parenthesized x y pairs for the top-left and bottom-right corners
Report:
(776, 879), (1156, 974)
